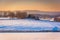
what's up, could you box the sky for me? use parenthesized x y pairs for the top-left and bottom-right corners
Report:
(0, 0), (60, 12)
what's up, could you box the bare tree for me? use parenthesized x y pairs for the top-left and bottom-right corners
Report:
(8, 12), (15, 18)
(16, 11), (27, 19)
(54, 17), (60, 22)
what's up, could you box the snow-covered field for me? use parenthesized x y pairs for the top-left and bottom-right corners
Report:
(0, 19), (60, 31)
(0, 33), (60, 40)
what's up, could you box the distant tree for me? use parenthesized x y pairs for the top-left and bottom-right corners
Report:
(8, 12), (15, 18)
(28, 14), (31, 18)
(0, 14), (2, 17)
(54, 17), (60, 22)
(16, 11), (27, 19)
(3, 12), (8, 17)
(28, 14), (39, 20)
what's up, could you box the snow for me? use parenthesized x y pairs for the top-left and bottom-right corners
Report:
(0, 19), (60, 31)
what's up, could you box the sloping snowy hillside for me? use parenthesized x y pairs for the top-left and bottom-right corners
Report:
(0, 19), (60, 32)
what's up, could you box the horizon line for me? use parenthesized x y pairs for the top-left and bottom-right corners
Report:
(0, 10), (60, 12)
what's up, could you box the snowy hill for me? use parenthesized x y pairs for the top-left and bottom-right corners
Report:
(0, 19), (60, 32)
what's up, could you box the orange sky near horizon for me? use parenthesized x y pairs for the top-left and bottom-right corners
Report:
(0, 0), (60, 12)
